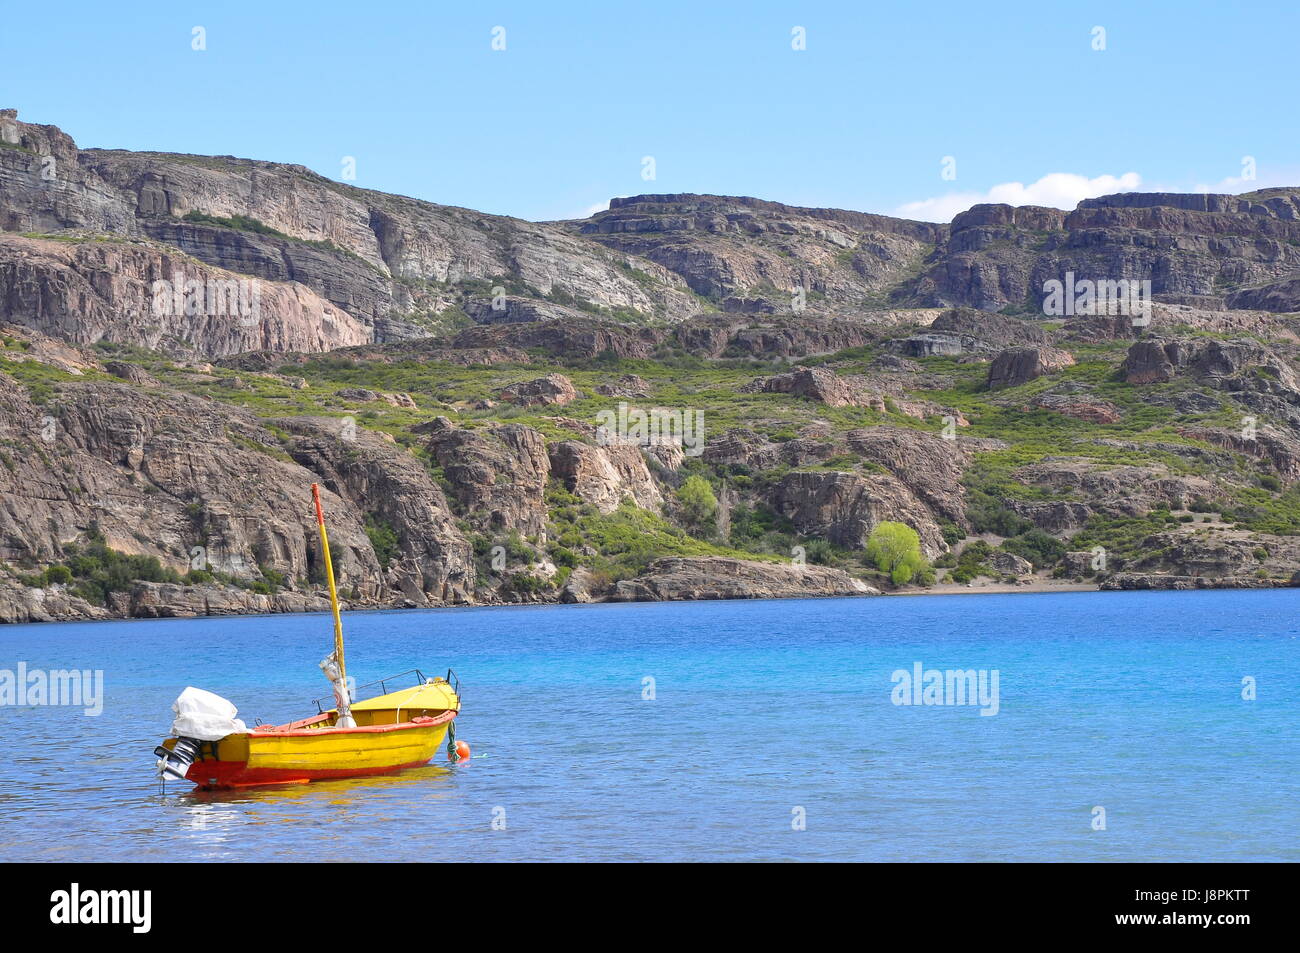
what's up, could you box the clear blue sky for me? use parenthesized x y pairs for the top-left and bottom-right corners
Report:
(3, 0), (1297, 222)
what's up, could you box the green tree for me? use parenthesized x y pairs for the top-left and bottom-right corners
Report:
(866, 521), (927, 585)
(676, 475), (718, 531)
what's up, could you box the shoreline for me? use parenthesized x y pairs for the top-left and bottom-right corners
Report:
(893, 581), (1100, 596)
(7, 577), (1299, 628)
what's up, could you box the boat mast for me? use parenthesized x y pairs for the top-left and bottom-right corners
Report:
(312, 483), (355, 727)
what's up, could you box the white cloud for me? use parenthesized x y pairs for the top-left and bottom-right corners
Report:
(1190, 167), (1300, 195)
(895, 171), (1143, 223)
(572, 201), (608, 220)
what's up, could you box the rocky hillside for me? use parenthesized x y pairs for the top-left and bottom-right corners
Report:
(908, 193), (1300, 313)
(3, 107), (1300, 622)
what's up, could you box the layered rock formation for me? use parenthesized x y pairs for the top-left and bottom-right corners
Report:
(909, 190), (1300, 312)
(498, 373), (578, 407)
(5, 106), (1300, 618)
(895, 308), (1049, 357)
(774, 470), (948, 557)
(572, 193), (940, 307)
(0, 232), (371, 356)
(0, 108), (698, 359)
(987, 346), (1075, 390)
(548, 441), (662, 512)
(608, 556), (879, 601)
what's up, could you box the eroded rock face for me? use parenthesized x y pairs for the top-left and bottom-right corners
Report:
(103, 360), (158, 387)
(844, 427), (968, 526)
(0, 109), (701, 357)
(548, 441), (662, 512)
(0, 584), (107, 624)
(744, 366), (868, 407)
(81, 145), (696, 324)
(1100, 574), (1276, 591)
(497, 373), (578, 407)
(1120, 339), (1194, 384)
(120, 582), (334, 619)
(703, 428), (837, 471)
(141, 220), (396, 329)
(422, 418), (552, 535)
(0, 109), (135, 235)
(987, 551), (1034, 576)
(277, 417), (474, 604)
(453, 319), (662, 361)
(986, 346), (1075, 390)
(1013, 459), (1214, 517)
(0, 375), (403, 605)
(575, 193), (940, 307)
(895, 308), (1050, 357)
(463, 294), (590, 326)
(1005, 500), (1094, 533)
(0, 325), (96, 374)
(1030, 390), (1121, 424)
(1177, 426), (1300, 483)
(0, 233), (373, 357)
(608, 556), (879, 601)
(8, 103), (1300, 366)
(774, 470), (947, 558)
(1227, 274), (1300, 313)
(1121, 532), (1263, 578)
(912, 191), (1300, 311)
(672, 310), (944, 359)
(1062, 551), (1099, 576)
(1121, 337), (1300, 394)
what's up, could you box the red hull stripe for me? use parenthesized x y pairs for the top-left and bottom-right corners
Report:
(186, 757), (436, 789)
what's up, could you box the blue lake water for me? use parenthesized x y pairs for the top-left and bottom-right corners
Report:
(0, 589), (1296, 862)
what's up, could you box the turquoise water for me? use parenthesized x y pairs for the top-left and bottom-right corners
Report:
(0, 589), (1296, 862)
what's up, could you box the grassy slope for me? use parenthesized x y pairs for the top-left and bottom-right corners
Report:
(45, 320), (1297, 594)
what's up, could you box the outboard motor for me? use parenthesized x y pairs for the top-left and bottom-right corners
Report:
(154, 687), (248, 789)
(155, 737), (202, 783)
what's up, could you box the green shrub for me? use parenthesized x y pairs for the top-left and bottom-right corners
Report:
(865, 521), (927, 585)
(676, 475), (718, 531)
(948, 540), (993, 584)
(258, 564), (287, 591)
(56, 536), (180, 605)
(939, 520), (965, 546)
(966, 487), (1035, 537)
(999, 528), (1066, 569)
(801, 539), (837, 566)
(365, 518), (400, 570)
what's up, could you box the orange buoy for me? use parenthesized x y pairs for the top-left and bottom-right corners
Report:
(452, 740), (471, 762)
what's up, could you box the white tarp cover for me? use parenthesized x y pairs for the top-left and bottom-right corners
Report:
(170, 687), (248, 741)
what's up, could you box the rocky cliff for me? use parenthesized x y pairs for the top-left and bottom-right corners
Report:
(908, 191), (1300, 312)
(4, 106), (1300, 622)
(0, 108), (699, 358)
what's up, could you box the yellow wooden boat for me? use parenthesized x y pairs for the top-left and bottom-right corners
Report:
(154, 484), (464, 790)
